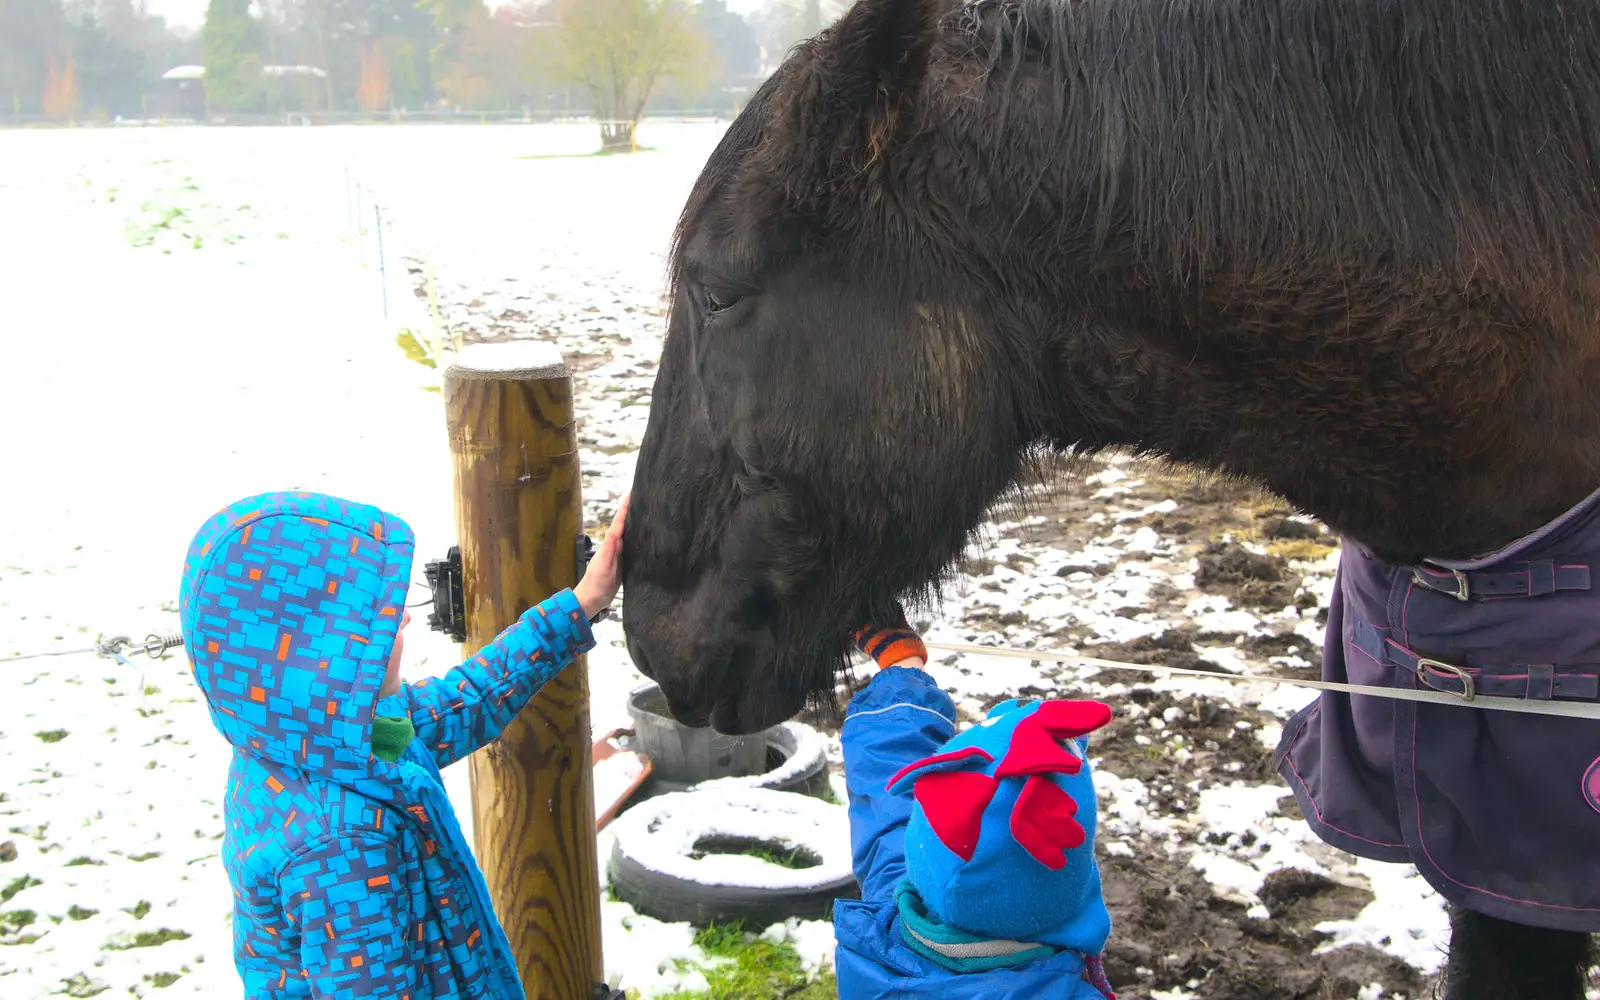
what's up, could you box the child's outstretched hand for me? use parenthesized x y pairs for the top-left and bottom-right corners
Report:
(854, 604), (928, 671)
(575, 495), (628, 621)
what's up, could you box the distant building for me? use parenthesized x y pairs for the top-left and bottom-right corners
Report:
(155, 65), (330, 118)
(156, 65), (206, 118)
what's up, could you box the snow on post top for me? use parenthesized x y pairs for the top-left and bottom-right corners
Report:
(445, 341), (567, 381)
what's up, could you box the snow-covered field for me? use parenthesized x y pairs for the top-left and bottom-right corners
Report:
(0, 122), (1457, 999)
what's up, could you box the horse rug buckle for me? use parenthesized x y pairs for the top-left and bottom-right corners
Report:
(1412, 564), (1470, 601)
(1416, 657), (1477, 701)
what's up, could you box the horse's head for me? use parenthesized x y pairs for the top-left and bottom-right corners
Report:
(622, 0), (1062, 733)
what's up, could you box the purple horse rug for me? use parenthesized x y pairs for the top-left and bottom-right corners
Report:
(1275, 487), (1600, 931)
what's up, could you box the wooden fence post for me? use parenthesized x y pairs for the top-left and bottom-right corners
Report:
(443, 341), (604, 999)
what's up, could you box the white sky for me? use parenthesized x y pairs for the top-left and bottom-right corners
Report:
(143, 0), (772, 32)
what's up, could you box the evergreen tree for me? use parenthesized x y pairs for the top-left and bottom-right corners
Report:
(202, 0), (263, 111)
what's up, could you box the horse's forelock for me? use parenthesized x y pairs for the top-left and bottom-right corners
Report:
(669, 70), (790, 290)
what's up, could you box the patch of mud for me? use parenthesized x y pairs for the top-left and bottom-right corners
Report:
(1090, 688), (1277, 787)
(1196, 541), (1299, 609)
(1101, 857), (1428, 1000)
(1087, 627), (1228, 676)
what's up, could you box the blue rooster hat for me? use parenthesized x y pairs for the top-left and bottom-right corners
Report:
(888, 697), (1113, 959)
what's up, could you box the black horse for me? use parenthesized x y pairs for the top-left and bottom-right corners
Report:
(620, 0), (1600, 995)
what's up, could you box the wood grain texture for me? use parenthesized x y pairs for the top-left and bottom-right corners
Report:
(444, 357), (603, 1000)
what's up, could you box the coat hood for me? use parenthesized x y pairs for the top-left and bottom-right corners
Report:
(179, 491), (414, 783)
(887, 697), (1114, 955)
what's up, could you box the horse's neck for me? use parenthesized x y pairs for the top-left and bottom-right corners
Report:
(951, 0), (1600, 560)
(1039, 298), (1600, 564)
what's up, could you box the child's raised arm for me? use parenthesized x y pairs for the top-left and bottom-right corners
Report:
(841, 616), (957, 902)
(398, 594), (596, 768)
(394, 499), (626, 769)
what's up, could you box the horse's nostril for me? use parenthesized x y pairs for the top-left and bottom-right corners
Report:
(626, 633), (655, 679)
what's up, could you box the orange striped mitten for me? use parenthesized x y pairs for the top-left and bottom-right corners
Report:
(853, 605), (928, 669)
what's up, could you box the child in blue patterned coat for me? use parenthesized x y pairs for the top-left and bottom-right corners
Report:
(835, 609), (1118, 999)
(179, 490), (626, 999)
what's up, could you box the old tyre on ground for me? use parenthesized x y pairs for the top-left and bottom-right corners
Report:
(607, 786), (859, 927)
(688, 721), (831, 797)
(638, 720), (830, 797)
(625, 683), (831, 797)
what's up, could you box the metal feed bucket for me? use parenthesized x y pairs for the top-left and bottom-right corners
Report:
(626, 683), (772, 785)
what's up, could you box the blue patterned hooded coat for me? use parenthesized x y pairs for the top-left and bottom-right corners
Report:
(179, 492), (595, 998)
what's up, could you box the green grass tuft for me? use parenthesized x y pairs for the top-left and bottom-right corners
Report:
(654, 922), (837, 1000)
(395, 328), (438, 368)
(105, 927), (191, 950)
(1, 875), (40, 904)
(1265, 538), (1338, 561)
(0, 908), (36, 933)
(59, 972), (108, 996)
(689, 837), (821, 871)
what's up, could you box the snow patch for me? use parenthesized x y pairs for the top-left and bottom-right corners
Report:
(447, 339), (565, 376)
(1189, 850), (1266, 903)
(1314, 859), (1451, 975)
(759, 918), (838, 974)
(594, 751), (647, 820)
(609, 788), (853, 891)
(601, 899), (709, 997)
(691, 722), (826, 793)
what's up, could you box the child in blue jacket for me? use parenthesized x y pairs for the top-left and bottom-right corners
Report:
(836, 610), (1117, 999)
(179, 490), (626, 999)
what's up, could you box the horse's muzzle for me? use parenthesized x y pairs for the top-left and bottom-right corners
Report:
(624, 631), (727, 729)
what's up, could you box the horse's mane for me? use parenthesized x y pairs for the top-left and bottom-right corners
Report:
(958, 0), (1600, 294)
(685, 1), (1600, 302)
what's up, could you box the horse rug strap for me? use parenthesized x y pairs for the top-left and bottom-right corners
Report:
(1275, 485), (1600, 932)
(923, 642), (1600, 720)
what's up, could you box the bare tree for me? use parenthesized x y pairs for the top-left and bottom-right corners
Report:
(539, 0), (709, 151)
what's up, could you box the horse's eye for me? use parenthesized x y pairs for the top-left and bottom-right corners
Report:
(704, 287), (739, 314)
